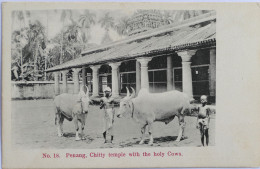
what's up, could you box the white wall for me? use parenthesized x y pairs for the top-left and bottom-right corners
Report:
(11, 81), (83, 99)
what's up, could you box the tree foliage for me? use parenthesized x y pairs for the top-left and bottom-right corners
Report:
(11, 9), (210, 81)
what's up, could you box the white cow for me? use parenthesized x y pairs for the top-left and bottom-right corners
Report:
(54, 86), (91, 141)
(117, 87), (192, 145)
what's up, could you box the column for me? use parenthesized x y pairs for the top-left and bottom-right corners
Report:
(72, 68), (81, 94)
(172, 68), (176, 90)
(209, 48), (216, 98)
(178, 50), (196, 98)
(137, 57), (152, 90)
(109, 62), (121, 97)
(90, 65), (100, 97)
(54, 72), (60, 95)
(61, 70), (69, 93)
(136, 61), (141, 94)
(82, 66), (86, 86)
(167, 55), (173, 91)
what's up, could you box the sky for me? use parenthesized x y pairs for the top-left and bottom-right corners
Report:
(12, 9), (137, 45)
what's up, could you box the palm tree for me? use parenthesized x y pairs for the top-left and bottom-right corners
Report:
(99, 12), (115, 31)
(27, 20), (46, 80)
(78, 10), (96, 44)
(44, 10), (49, 80)
(11, 19), (46, 81)
(115, 16), (129, 36)
(60, 10), (73, 64)
(98, 12), (115, 44)
(12, 11), (25, 80)
(12, 10), (33, 80)
(51, 28), (80, 63)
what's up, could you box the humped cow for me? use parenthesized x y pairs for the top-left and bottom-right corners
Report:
(117, 87), (192, 145)
(54, 86), (92, 141)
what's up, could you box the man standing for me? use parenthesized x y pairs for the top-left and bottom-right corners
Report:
(196, 95), (211, 146)
(100, 87), (115, 143)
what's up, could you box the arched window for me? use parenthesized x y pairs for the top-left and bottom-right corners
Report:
(191, 50), (210, 98)
(79, 67), (93, 92)
(119, 60), (136, 94)
(98, 65), (112, 94)
(148, 56), (167, 93)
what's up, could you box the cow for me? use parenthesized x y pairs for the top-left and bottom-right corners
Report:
(117, 87), (192, 145)
(54, 86), (91, 141)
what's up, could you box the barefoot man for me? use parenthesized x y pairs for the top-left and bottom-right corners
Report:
(196, 95), (211, 146)
(100, 87), (115, 143)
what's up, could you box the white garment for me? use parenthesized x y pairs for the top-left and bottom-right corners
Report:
(103, 108), (115, 135)
(198, 118), (209, 129)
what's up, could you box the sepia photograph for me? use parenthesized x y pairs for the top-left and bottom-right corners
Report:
(3, 2), (260, 168)
(10, 8), (216, 149)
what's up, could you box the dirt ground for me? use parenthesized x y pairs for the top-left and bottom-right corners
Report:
(12, 99), (215, 149)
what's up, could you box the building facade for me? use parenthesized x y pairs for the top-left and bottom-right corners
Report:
(47, 11), (216, 103)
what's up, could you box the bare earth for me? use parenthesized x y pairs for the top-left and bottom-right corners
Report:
(12, 99), (215, 149)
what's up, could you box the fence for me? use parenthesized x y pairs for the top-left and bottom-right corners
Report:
(11, 81), (83, 100)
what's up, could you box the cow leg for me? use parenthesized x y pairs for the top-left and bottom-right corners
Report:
(81, 114), (86, 140)
(73, 115), (81, 141)
(80, 123), (86, 140)
(103, 131), (107, 143)
(56, 113), (64, 137)
(147, 123), (153, 146)
(176, 115), (185, 142)
(60, 115), (64, 135)
(56, 116), (62, 137)
(139, 124), (147, 145)
(55, 108), (62, 137)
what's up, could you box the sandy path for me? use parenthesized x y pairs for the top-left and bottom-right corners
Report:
(12, 99), (215, 149)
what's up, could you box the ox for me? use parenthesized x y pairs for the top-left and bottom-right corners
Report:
(54, 86), (91, 141)
(117, 87), (191, 145)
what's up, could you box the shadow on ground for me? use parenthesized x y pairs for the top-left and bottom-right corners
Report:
(63, 132), (75, 138)
(118, 135), (189, 147)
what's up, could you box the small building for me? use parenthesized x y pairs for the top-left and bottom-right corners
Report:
(47, 11), (216, 103)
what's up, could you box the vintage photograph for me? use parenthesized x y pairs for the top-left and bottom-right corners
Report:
(11, 9), (216, 149)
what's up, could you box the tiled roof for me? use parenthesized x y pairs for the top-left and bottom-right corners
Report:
(47, 12), (216, 72)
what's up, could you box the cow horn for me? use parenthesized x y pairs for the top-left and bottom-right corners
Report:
(130, 87), (135, 99)
(126, 87), (130, 97)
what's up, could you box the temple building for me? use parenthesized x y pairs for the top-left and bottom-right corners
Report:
(127, 10), (165, 36)
(47, 11), (216, 103)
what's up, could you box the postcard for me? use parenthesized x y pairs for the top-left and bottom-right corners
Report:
(2, 2), (260, 168)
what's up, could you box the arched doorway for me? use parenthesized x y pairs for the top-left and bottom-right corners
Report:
(191, 49), (210, 99)
(98, 64), (112, 94)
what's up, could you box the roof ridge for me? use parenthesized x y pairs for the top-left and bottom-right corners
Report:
(46, 38), (216, 72)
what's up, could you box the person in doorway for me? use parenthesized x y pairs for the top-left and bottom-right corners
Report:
(196, 95), (211, 146)
(100, 87), (115, 143)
